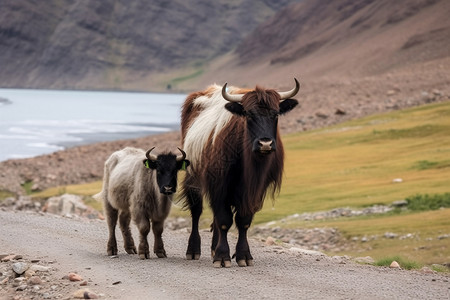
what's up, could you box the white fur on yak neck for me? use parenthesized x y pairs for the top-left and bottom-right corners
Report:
(183, 84), (239, 166)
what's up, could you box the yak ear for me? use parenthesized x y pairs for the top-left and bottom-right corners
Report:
(225, 102), (245, 116)
(279, 99), (298, 115)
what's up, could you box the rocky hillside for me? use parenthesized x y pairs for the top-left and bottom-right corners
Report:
(0, 0), (300, 91)
(194, 0), (450, 87)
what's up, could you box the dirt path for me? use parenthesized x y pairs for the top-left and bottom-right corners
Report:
(0, 210), (449, 300)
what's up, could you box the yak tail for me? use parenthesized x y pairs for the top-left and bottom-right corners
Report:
(93, 154), (116, 203)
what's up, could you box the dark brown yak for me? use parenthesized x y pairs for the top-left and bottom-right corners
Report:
(180, 79), (300, 267)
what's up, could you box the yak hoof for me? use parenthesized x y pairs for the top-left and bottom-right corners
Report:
(186, 253), (200, 260)
(237, 259), (254, 267)
(213, 260), (231, 268)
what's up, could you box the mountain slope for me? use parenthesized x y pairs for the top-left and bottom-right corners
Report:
(0, 0), (299, 90)
(195, 0), (450, 86)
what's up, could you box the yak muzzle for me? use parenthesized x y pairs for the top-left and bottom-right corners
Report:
(254, 138), (275, 154)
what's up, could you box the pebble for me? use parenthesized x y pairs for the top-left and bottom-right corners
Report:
(354, 256), (375, 265)
(68, 272), (83, 281)
(28, 276), (43, 285)
(265, 236), (276, 246)
(390, 261), (401, 269)
(12, 262), (29, 275)
(420, 267), (435, 274)
(30, 265), (51, 272)
(73, 288), (99, 299)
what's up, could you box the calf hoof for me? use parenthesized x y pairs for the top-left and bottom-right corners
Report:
(213, 259), (231, 268)
(237, 259), (254, 267)
(107, 247), (118, 256)
(139, 252), (150, 259)
(186, 253), (200, 260)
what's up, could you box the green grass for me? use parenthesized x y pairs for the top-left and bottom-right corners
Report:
(28, 101), (450, 266)
(406, 193), (450, 211)
(375, 256), (422, 270)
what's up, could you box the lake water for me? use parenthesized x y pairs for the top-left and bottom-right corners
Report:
(0, 89), (185, 162)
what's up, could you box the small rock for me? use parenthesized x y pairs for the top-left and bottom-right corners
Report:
(390, 261), (401, 269)
(24, 269), (36, 278)
(315, 112), (329, 119)
(392, 178), (403, 183)
(354, 256), (375, 265)
(289, 247), (325, 256)
(265, 236), (275, 246)
(30, 265), (51, 272)
(68, 272), (83, 281)
(384, 232), (398, 239)
(73, 288), (99, 299)
(420, 267), (435, 274)
(391, 200), (408, 207)
(335, 108), (346, 115)
(28, 276), (43, 285)
(1, 254), (20, 262)
(12, 262), (29, 275)
(80, 280), (88, 286)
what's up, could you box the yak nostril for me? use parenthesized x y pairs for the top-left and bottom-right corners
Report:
(164, 186), (173, 192)
(258, 139), (273, 151)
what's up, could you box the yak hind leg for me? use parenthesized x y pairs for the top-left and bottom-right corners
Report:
(119, 210), (137, 254)
(152, 220), (167, 258)
(212, 206), (233, 268)
(234, 213), (254, 267)
(104, 200), (119, 256)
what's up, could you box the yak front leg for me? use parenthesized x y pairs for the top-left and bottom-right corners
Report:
(234, 213), (254, 267)
(212, 206), (233, 268)
(152, 220), (167, 258)
(134, 211), (151, 259)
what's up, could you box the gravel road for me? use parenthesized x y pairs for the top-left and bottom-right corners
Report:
(1, 210), (449, 300)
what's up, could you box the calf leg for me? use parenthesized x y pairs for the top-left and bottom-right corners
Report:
(119, 211), (137, 254)
(104, 200), (119, 256)
(212, 206), (233, 268)
(134, 212), (151, 259)
(234, 213), (254, 267)
(152, 220), (167, 258)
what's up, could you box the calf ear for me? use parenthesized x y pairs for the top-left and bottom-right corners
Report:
(177, 160), (190, 170)
(279, 99), (298, 115)
(143, 159), (157, 169)
(225, 103), (245, 116)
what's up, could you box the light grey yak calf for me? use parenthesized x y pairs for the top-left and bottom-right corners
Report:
(94, 147), (190, 259)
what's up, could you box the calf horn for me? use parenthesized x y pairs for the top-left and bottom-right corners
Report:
(146, 147), (158, 161)
(176, 147), (186, 162)
(278, 78), (300, 100)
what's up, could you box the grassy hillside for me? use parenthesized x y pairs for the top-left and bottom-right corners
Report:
(258, 101), (450, 222)
(31, 101), (450, 265)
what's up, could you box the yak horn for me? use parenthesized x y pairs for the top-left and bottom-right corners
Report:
(222, 83), (244, 102)
(278, 78), (300, 100)
(146, 147), (158, 161)
(176, 147), (186, 162)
